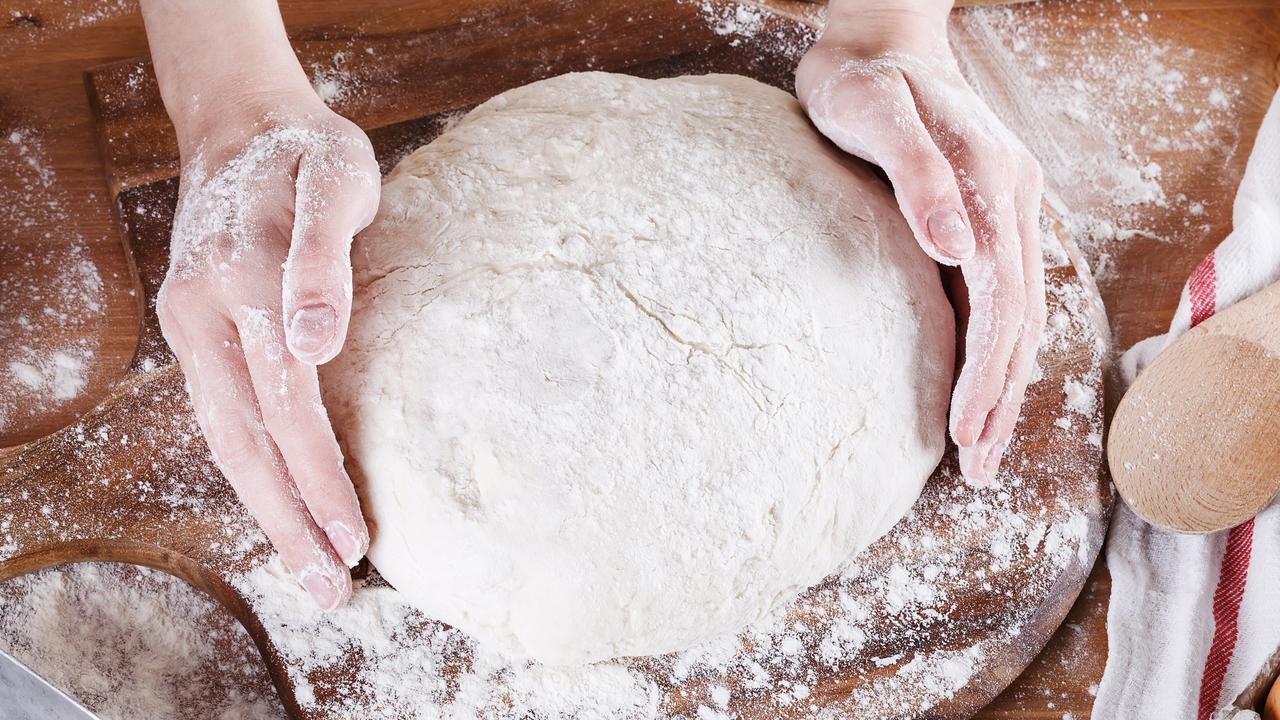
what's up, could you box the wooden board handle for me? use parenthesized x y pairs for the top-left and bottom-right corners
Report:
(0, 367), (260, 587)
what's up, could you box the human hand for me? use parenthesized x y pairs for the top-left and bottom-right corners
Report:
(795, 0), (1046, 486)
(140, 0), (380, 609)
(156, 90), (380, 609)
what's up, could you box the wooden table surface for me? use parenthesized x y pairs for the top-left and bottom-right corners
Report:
(0, 0), (1276, 718)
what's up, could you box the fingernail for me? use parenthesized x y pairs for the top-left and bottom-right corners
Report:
(957, 445), (984, 488)
(984, 441), (1007, 479)
(300, 570), (342, 611)
(927, 209), (974, 261)
(325, 521), (365, 568)
(287, 304), (338, 358)
(950, 417), (980, 449)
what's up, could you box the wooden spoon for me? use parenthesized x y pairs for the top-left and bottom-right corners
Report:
(1265, 664), (1280, 720)
(1109, 281), (1280, 533)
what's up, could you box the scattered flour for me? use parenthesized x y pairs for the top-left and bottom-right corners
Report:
(0, 191), (1106, 720)
(0, 563), (282, 720)
(8, 348), (91, 400)
(699, 1), (767, 37)
(0, 127), (106, 434)
(1064, 377), (1098, 417)
(311, 69), (349, 105)
(3, 0), (135, 46)
(311, 51), (359, 106)
(686, 0), (819, 55)
(0, 2), (1138, 718)
(954, 3), (1246, 282)
(66, 0), (133, 29)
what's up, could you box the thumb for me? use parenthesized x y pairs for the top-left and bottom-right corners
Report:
(804, 69), (975, 265)
(888, 145), (976, 267)
(859, 112), (976, 266)
(283, 145), (380, 365)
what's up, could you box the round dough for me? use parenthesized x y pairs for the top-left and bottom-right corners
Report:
(322, 72), (954, 665)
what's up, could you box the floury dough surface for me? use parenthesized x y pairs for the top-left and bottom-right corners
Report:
(321, 72), (954, 665)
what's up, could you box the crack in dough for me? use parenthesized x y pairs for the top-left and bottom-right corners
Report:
(321, 72), (954, 665)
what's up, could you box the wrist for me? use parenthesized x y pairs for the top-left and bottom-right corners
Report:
(140, 0), (317, 157)
(167, 73), (319, 157)
(822, 0), (953, 56)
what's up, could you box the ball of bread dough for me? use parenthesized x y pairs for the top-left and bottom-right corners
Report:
(321, 72), (954, 665)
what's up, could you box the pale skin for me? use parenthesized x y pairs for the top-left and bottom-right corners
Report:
(140, 0), (1044, 610)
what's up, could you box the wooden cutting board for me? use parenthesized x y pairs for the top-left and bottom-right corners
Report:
(0, 1), (1111, 718)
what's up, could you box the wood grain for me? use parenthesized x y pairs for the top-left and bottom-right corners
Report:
(1, 0), (1277, 717)
(0, 2), (1113, 718)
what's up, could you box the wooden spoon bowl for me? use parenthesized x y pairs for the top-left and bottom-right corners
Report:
(1109, 281), (1280, 533)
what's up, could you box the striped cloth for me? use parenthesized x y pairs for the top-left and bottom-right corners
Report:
(1097, 88), (1280, 719)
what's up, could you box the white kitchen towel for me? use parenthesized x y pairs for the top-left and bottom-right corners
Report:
(1096, 87), (1280, 720)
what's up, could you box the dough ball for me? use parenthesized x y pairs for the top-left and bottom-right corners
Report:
(321, 72), (954, 665)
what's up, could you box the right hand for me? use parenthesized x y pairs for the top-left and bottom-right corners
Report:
(795, 0), (1046, 486)
(157, 88), (381, 610)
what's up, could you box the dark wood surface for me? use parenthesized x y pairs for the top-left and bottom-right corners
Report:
(1, 0), (1277, 718)
(3, 3), (1111, 717)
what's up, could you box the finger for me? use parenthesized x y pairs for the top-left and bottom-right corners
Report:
(200, 333), (352, 609)
(801, 68), (975, 264)
(234, 302), (369, 568)
(958, 326), (1034, 485)
(282, 137), (381, 365)
(947, 174), (1027, 460)
(975, 167), (1047, 481)
(164, 295), (351, 610)
(900, 79), (1030, 463)
(157, 279), (208, 410)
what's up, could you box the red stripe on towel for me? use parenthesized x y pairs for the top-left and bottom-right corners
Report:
(1190, 253), (1255, 720)
(1188, 254), (1217, 328)
(1196, 520), (1255, 720)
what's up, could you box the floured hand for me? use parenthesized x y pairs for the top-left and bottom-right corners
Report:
(159, 100), (379, 610)
(141, 0), (379, 610)
(795, 0), (1046, 486)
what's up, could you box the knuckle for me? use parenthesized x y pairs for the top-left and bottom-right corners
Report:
(345, 138), (380, 177)
(296, 473), (354, 516)
(960, 133), (1031, 175)
(959, 140), (1002, 170)
(316, 122), (379, 179)
(902, 147), (952, 186)
(283, 250), (351, 302)
(289, 242), (349, 269)
(1022, 157), (1045, 190)
(794, 49), (828, 84)
(210, 422), (267, 473)
(158, 274), (194, 303)
(795, 49), (843, 98)
(260, 405), (303, 440)
(157, 276), (199, 324)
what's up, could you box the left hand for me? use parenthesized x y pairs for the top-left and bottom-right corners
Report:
(795, 0), (1046, 486)
(140, 0), (381, 608)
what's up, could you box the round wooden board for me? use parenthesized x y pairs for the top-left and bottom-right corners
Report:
(0, 3), (1111, 718)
